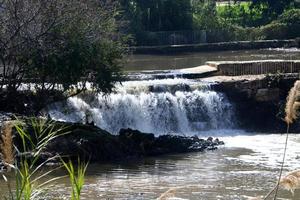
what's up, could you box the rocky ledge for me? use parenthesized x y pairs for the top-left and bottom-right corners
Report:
(205, 73), (299, 132)
(45, 125), (224, 162)
(0, 116), (224, 167)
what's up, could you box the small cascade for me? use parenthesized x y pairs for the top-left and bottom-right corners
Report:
(48, 79), (235, 135)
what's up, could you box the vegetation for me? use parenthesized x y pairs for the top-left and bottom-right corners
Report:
(120, 0), (193, 45)
(62, 159), (88, 200)
(216, 2), (266, 27)
(0, 118), (88, 200)
(0, 0), (126, 113)
(262, 80), (300, 199)
(120, 0), (300, 45)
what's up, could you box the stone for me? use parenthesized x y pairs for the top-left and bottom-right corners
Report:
(207, 137), (213, 142)
(255, 88), (280, 102)
(3, 119), (225, 163)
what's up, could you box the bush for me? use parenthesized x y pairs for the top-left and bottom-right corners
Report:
(278, 9), (300, 24)
(256, 9), (300, 40)
(208, 8), (300, 42)
(217, 2), (268, 27)
(276, 9), (300, 38)
(259, 22), (289, 39)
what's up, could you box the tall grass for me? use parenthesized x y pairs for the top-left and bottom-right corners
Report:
(0, 122), (15, 171)
(0, 117), (88, 200)
(263, 80), (300, 200)
(62, 159), (88, 200)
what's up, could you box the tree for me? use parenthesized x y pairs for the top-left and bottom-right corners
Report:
(0, 0), (126, 113)
(192, 0), (218, 30)
(120, 0), (193, 32)
(251, 0), (295, 20)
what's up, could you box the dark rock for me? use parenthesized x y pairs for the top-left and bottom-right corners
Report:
(1, 119), (224, 163)
(207, 146), (218, 151)
(211, 73), (300, 132)
(0, 115), (225, 164)
(213, 138), (224, 145)
(207, 137), (213, 142)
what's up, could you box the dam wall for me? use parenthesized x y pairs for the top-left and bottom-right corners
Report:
(131, 39), (300, 54)
(207, 60), (300, 76)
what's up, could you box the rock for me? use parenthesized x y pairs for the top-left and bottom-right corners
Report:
(255, 88), (280, 102)
(213, 138), (224, 145)
(207, 146), (218, 151)
(0, 116), (225, 164)
(210, 73), (300, 132)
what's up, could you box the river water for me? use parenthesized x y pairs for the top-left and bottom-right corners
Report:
(1, 48), (300, 199)
(1, 133), (300, 199)
(35, 133), (299, 200)
(126, 48), (300, 71)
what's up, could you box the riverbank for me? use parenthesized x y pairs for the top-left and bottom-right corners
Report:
(130, 39), (300, 54)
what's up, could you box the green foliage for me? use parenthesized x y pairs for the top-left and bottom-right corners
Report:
(217, 2), (268, 27)
(0, 0), (126, 112)
(120, 0), (193, 44)
(196, 1), (300, 42)
(120, 0), (299, 45)
(276, 9), (300, 38)
(192, 0), (218, 30)
(256, 9), (300, 40)
(2, 119), (68, 200)
(61, 159), (88, 200)
(14, 118), (69, 159)
(277, 8), (300, 24)
(251, 0), (296, 18)
(2, 118), (88, 200)
(258, 22), (288, 39)
(28, 32), (124, 94)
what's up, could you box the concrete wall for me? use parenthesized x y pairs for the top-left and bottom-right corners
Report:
(207, 60), (300, 76)
(131, 39), (300, 54)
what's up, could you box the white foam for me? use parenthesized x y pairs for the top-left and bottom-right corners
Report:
(48, 81), (235, 135)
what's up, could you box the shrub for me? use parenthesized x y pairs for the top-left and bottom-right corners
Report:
(276, 8), (300, 38)
(217, 2), (267, 27)
(259, 22), (289, 40)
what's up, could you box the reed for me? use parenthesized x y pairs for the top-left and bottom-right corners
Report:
(263, 81), (300, 200)
(1, 118), (76, 200)
(279, 169), (300, 195)
(62, 158), (88, 200)
(284, 80), (300, 124)
(0, 121), (15, 171)
(157, 188), (177, 200)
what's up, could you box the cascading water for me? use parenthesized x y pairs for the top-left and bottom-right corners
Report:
(48, 79), (235, 135)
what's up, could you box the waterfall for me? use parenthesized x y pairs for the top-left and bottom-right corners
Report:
(48, 79), (235, 135)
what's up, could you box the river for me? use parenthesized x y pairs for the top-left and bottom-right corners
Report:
(1, 133), (299, 199)
(48, 134), (300, 199)
(125, 48), (300, 71)
(1, 48), (300, 199)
